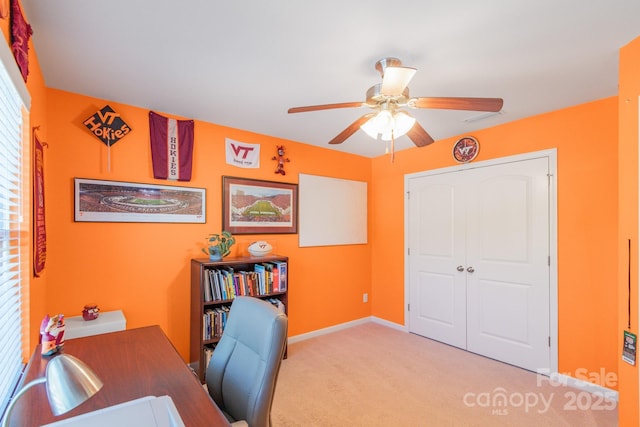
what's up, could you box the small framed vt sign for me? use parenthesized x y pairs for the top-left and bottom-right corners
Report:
(452, 136), (479, 163)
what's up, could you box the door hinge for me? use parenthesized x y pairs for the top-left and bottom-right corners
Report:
(407, 304), (410, 311)
(548, 336), (551, 347)
(408, 247), (410, 256)
(407, 191), (410, 200)
(548, 255), (550, 266)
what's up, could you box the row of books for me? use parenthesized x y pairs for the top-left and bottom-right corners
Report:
(203, 261), (287, 302)
(202, 297), (286, 342)
(203, 306), (230, 341)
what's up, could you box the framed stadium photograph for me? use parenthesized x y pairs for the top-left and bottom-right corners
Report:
(222, 176), (298, 234)
(74, 178), (206, 223)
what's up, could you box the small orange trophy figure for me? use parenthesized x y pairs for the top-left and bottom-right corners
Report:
(272, 145), (290, 175)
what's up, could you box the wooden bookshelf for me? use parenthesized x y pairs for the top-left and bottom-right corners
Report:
(189, 255), (288, 383)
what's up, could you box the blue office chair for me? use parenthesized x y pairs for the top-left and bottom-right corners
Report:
(206, 296), (288, 427)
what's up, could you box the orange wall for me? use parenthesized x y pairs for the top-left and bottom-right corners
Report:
(618, 36), (640, 427)
(40, 79), (620, 391)
(42, 89), (372, 361)
(371, 98), (619, 386)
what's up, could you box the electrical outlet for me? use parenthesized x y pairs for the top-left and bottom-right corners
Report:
(363, 293), (368, 303)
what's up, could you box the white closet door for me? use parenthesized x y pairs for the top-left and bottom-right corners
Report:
(465, 157), (550, 372)
(408, 171), (467, 349)
(408, 156), (550, 372)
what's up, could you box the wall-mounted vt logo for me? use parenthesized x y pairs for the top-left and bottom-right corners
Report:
(83, 105), (132, 146)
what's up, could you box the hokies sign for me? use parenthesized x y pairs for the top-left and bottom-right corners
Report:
(83, 105), (132, 146)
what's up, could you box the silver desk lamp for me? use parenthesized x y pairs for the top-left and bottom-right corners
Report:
(1, 354), (103, 427)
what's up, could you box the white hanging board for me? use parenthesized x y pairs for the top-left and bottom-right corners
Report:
(298, 173), (367, 247)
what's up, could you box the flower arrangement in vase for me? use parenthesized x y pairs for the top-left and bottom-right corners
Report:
(202, 231), (236, 261)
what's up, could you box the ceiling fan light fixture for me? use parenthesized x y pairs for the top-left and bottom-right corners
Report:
(360, 110), (391, 139)
(361, 110), (415, 141)
(394, 110), (416, 134)
(360, 118), (381, 139)
(381, 111), (416, 141)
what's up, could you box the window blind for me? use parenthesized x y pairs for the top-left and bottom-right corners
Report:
(0, 38), (29, 419)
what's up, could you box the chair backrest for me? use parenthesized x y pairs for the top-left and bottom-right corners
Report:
(206, 296), (288, 427)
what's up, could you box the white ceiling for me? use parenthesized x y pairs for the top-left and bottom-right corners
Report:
(21, 1), (640, 158)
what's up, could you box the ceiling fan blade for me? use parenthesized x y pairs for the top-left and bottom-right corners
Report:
(328, 114), (374, 145)
(288, 102), (363, 114)
(406, 121), (435, 147)
(381, 66), (417, 96)
(412, 97), (503, 112)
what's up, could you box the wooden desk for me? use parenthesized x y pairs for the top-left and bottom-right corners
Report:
(8, 325), (229, 426)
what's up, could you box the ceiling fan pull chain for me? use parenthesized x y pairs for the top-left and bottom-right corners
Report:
(391, 130), (395, 163)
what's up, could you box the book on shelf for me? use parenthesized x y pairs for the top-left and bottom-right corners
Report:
(209, 269), (220, 301)
(262, 262), (275, 293)
(203, 310), (213, 340)
(202, 312), (208, 340)
(227, 271), (237, 299)
(270, 263), (280, 292)
(269, 260), (287, 292)
(235, 272), (246, 296)
(254, 263), (266, 295)
(216, 269), (225, 300)
(246, 272), (257, 296)
(236, 271), (246, 296)
(219, 270), (228, 300)
(203, 270), (212, 302)
(213, 306), (223, 337)
(218, 270), (228, 300)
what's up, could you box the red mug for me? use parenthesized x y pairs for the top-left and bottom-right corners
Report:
(82, 304), (100, 321)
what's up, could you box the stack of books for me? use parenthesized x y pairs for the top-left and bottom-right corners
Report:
(202, 261), (287, 302)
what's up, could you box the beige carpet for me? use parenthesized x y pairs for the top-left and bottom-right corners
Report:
(271, 322), (617, 426)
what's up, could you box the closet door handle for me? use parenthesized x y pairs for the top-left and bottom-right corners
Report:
(456, 265), (464, 272)
(466, 267), (475, 273)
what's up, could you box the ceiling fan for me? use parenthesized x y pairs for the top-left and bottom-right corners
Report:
(288, 57), (504, 149)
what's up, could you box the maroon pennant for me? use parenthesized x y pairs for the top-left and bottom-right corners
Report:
(10, 0), (33, 82)
(33, 133), (46, 276)
(149, 111), (194, 181)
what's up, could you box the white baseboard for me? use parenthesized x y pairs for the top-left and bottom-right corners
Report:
(369, 316), (406, 331)
(288, 316), (404, 344)
(544, 372), (619, 402)
(287, 317), (372, 344)
(287, 317), (619, 402)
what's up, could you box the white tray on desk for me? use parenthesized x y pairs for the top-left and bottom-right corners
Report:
(42, 395), (185, 427)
